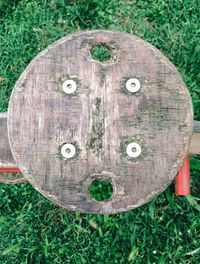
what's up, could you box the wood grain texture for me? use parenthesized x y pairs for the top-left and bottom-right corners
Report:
(8, 30), (193, 214)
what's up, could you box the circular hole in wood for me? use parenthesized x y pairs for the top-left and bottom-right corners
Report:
(65, 147), (71, 154)
(132, 147), (137, 152)
(91, 44), (111, 62)
(89, 179), (113, 201)
(67, 84), (72, 89)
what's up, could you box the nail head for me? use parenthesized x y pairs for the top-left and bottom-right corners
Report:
(61, 143), (76, 159)
(63, 80), (77, 94)
(126, 78), (141, 93)
(126, 142), (141, 158)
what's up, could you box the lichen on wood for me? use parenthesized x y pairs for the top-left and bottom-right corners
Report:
(120, 135), (151, 162)
(87, 97), (104, 157)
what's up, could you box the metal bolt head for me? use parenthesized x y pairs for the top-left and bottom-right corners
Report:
(61, 143), (76, 159)
(126, 142), (141, 158)
(63, 80), (77, 94)
(126, 78), (141, 93)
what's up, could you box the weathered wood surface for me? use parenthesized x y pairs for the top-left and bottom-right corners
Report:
(8, 30), (193, 214)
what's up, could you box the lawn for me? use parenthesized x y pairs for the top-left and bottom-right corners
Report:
(0, 0), (200, 263)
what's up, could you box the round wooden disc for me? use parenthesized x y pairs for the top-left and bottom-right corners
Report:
(8, 30), (193, 214)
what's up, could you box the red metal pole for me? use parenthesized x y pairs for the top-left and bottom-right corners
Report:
(0, 167), (20, 173)
(175, 155), (190, 196)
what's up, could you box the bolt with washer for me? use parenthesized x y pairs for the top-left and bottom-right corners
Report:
(126, 78), (141, 93)
(61, 143), (76, 159)
(63, 79), (77, 94)
(126, 142), (141, 158)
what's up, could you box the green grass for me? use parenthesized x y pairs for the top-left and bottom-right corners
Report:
(89, 180), (113, 201)
(0, 0), (200, 263)
(91, 44), (111, 61)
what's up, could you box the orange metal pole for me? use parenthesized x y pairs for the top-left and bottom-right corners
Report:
(175, 155), (190, 196)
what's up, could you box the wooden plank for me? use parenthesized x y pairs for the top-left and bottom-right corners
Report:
(8, 30), (193, 213)
(0, 117), (198, 182)
(190, 133), (200, 154)
(0, 113), (25, 183)
(190, 121), (200, 154)
(193, 120), (200, 133)
(0, 117), (198, 183)
(0, 113), (17, 168)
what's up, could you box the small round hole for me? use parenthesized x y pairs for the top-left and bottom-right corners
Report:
(67, 84), (72, 89)
(132, 147), (137, 153)
(89, 180), (113, 201)
(91, 44), (111, 62)
(65, 148), (71, 154)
